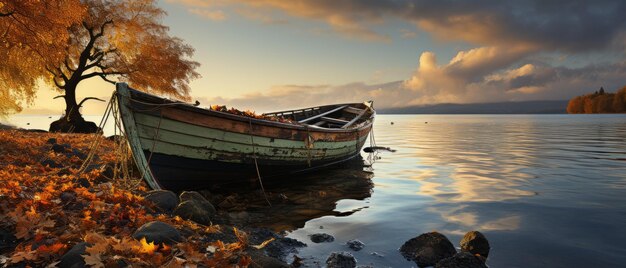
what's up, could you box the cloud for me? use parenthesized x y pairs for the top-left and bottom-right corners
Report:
(188, 8), (226, 21)
(168, 0), (626, 50)
(399, 29), (416, 39)
(196, 50), (626, 111)
(165, 0), (626, 106)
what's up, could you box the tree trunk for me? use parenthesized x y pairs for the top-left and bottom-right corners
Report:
(49, 83), (100, 133)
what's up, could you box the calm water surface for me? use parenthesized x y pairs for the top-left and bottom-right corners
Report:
(280, 115), (626, 267)
(5, 114), (626, 267)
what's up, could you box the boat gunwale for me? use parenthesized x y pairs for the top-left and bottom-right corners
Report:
(127, 87), (376, 133)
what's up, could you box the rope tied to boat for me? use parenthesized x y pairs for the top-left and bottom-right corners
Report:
(248, 117), (272, 207)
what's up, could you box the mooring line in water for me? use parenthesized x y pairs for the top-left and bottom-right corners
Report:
(248, 117), (272, 207)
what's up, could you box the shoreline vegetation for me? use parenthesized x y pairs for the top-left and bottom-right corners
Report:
(0, 127), (293, 267)
(0, 125), (494, 267)
(567, 86), (626, 114)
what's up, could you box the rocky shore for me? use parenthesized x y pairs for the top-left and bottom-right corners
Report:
(0, 126), (493, 267)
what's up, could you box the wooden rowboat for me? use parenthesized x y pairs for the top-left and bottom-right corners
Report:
(115, 83), (375, 190)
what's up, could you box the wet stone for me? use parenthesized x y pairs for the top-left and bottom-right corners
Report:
(264, 237), (307, 261)
(436, 252), (488, 268)
(346, 239), (365, 251)
(326, 252), (357, 268)
(58, 242), (90, 268)
(132, 221), (184, 245)
(310, 233), (334, 243)
(174, 200), (214, 225)
(179, 191), (216, 214)
(144, 190), (179, 213)
(399, 232), (457, 267)
(460, 231), (490, 258)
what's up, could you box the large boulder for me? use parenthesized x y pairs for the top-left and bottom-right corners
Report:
(173, 191), (216, 225)
(399, 232), (456, 267)
(460, 231), (490, 258)
(436, 252), (488, 268)
(132, 221), (184, 245)
(144, 190), (179, 213)
(58, 242), (90, 268)
(326, 252), (357, 268)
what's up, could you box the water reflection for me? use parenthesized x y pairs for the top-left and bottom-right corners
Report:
(210, 157), (374, 231)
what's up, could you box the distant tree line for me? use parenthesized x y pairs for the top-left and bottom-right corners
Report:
(567, 86), (626, 113)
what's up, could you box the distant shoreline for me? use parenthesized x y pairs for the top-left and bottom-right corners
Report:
(378, 100), (568, 114)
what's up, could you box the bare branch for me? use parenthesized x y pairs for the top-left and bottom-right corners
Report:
(64, 58), (76, 72)
(93, 20), (113, 39)
(52, 77), (66, 89)
(53, 95), (65, 100)
(78, 97), (105, 108)
(99, 74), (117, 85)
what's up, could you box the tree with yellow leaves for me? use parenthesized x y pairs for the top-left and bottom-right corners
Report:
(1, 0), (200, 133)
(0, 0), (85, 116)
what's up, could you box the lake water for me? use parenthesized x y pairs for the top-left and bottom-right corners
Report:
(4, 114), (626, 267)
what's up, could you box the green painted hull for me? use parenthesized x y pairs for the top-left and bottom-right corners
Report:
(115, 83), (374, 190)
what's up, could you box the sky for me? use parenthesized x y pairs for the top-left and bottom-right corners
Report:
(21, 0), (626, 114)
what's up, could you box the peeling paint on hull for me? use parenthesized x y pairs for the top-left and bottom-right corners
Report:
(116, 83), (375, 190)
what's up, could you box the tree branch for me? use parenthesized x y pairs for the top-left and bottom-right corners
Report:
(99, 74), (117, 84)
(64, 58), (76, 72)
(52, 76), (66, 89)
(78, 97), (105, 108)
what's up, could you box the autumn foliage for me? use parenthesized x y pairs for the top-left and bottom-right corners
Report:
(0, 0), (199, 133)
(566, 86), (626, 113)
(0, 130), (254, 267)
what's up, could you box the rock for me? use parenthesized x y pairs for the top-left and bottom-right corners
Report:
(173, 191), (217, 225)
(58, 242), (90, 268)
(245, 228), (280, 245)
(174, 201), (213, 225)
(132, 221), (184, 245)
(75, 178), (91, 188)
(264, 237), (307, 261)
(291, 255), (304, 267)
(399, 232), (456, 267)
(436, 252), (488, 268)
(460, 231), (490, 258)
(60, 191), (77, 203)
(46, 138), (57, 144)
(145, 190), (179, 213)
(52, 143), (71, 153)
(41, 159), (63, 168)
(180, 191), (216, 214)
(346, 239), (365, 251)
(326, 252), (357, 268)
(0, 228), (16, 254)
(310, 233), (334, 243)
(247, 249), (290, 268)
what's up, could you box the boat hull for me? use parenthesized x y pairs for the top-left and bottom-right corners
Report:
(116, 83), (374, 190)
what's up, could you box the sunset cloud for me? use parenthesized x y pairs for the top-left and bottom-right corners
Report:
(164, 0), (626, 107)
